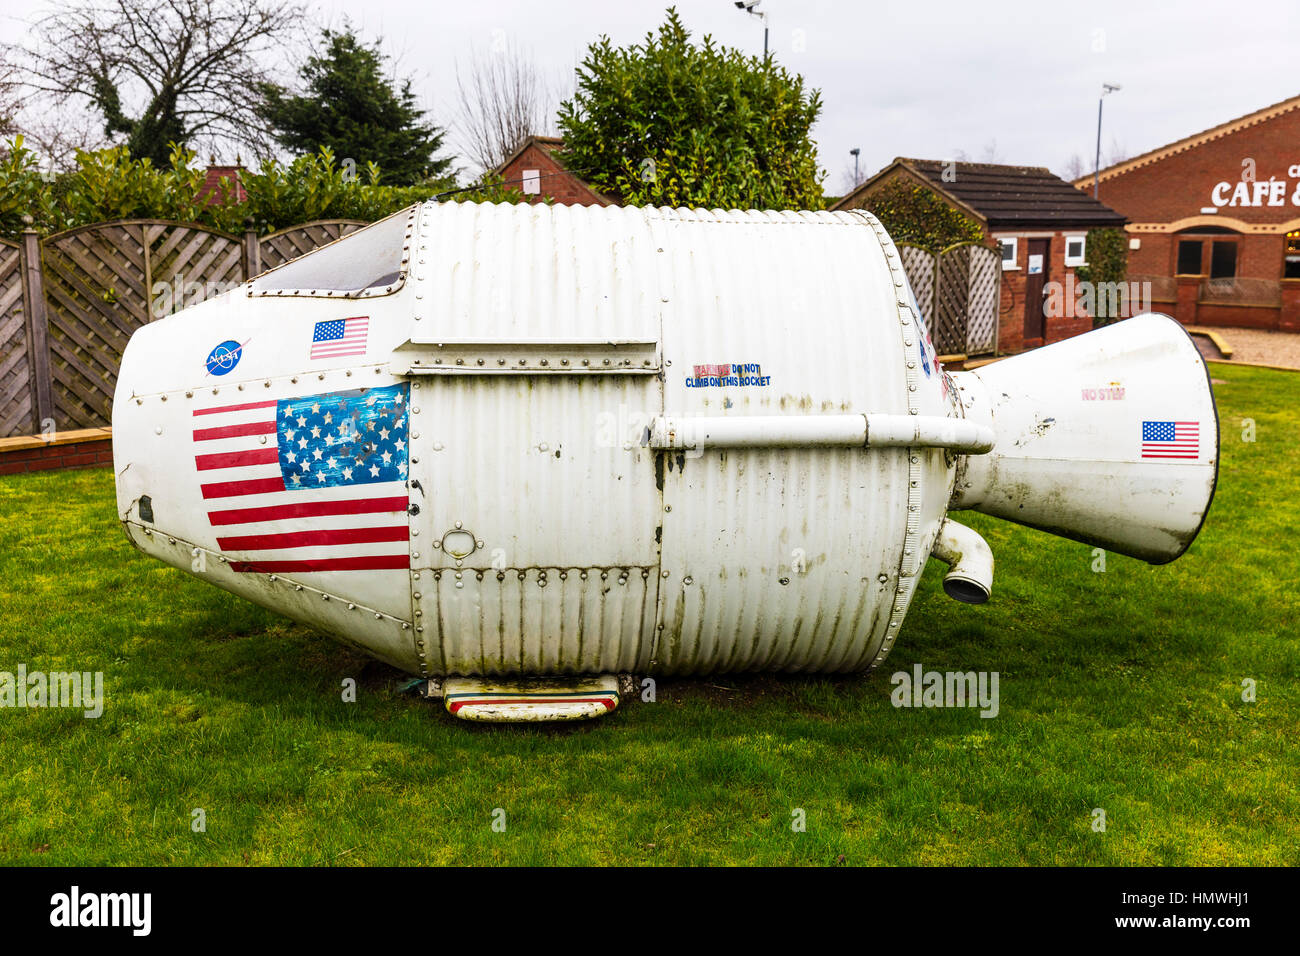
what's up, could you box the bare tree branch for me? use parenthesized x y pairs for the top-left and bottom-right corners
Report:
(453, 41), (556, 175)
(20, 107), (105, 170)
(0, 50), (23, 141)
(11, 0), (305, 163)
(1105, 136), (1129, 167)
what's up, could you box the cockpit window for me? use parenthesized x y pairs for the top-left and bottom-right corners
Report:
(250, 206), (416, 298)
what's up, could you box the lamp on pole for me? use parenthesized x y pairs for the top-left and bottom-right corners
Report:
(850, 147), (860, 187)
(734, 1), (768, 56)
(1094, 83), (1121, 198)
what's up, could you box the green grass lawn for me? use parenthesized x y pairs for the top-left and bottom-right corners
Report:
(1, 360), (1297, 866)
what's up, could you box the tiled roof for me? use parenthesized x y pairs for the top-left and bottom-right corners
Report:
(196, 165), (247, 206)
(902, 159), (1126, 229)
(834, 158), (1126, 229)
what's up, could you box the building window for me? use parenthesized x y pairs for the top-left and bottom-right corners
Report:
(1176, 239), (1203, 275)
(1209, 240), (1237, 279)
(1064, 235), (1086, 267)
(999, 237), (1018, 270)
(522, 169), (541, 195)
(1285, 231), (1300, 279)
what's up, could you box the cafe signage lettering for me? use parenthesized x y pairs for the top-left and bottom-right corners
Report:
(1211, 165), (1300, 207)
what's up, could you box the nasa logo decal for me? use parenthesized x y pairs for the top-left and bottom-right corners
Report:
(205, 340), (244, 376)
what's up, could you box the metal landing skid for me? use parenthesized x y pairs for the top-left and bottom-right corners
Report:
(420, 675), (632, 723)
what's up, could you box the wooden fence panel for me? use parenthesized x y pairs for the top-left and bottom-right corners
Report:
(0, 216), (390, 435)
(934, 244), (972, 356)
(0, 241), (30, 437)
(907, 242), (1003, 358)
(258, 220), (366, 275)
(145, 223), (244, 319)
(965, 245), (1000, 354)
(42, 223), (151, 429)
(898, 244), (936, 327)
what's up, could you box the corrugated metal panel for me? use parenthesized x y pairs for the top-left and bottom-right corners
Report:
(654, 446), (912, 674)
(409, 374), (663, 676)
(416, 200), (661, 342)
(428, 568), (656, 676)
(650, 207), (946, 673)
(409, 201), (666, 677)
(405, 202), (953, 676)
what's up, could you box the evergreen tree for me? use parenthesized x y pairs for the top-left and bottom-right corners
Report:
(258, 27), (453, 186)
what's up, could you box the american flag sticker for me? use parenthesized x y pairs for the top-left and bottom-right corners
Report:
(311, 316), (370, 360)
(192, 384), (410, 573)
(1142, 420), (1200, 459)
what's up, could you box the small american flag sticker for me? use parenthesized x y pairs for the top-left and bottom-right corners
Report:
(1142, 420), (1199, 459)
(311, 316), (369, 360)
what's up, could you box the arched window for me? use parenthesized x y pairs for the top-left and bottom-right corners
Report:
(1174, 225), (1238, 279)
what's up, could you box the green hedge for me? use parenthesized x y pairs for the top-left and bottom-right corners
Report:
(856, 179), (987, 254)
(1073, 227), (1129, 327)
(0, 138), (525, 240)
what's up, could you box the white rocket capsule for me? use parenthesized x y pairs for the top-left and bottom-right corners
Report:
(111, 202), (1218, 721)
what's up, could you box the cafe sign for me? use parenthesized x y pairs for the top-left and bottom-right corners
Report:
(1210, 163), (1300, 207)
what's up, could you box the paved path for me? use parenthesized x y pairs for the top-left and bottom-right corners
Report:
(1195, 326), (1300, 370)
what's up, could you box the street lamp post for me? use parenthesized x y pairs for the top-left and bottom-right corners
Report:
(1094, 83), (1121, 198)
(734, 1), (769, 56)
(850, 147), (860, 187)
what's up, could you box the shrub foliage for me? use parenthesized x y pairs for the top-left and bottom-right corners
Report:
(0, 138), (521, 240)
(557, 8), (823, 210)
(856, 179), (987, 254)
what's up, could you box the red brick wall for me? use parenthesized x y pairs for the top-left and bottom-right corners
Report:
(1148, 232), (1282, 280)
(997, 232), (1093, 353)
(1129, 234), (1171, 276)
(499, 143), (609, 207)
(1132, 232), (1283, 328)
(1097, 104), (1300, 228)
(1236, 234), (1284, 281)
(1193, 304), (1280, 329)
(1094, 102), (1300, 330)
(0, 438), (113, 476)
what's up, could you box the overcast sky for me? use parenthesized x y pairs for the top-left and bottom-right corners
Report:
(5, 0), (1298, 192)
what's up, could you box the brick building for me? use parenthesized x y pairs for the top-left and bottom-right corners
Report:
(1078, 94), (1300, 332)
(195, 159), (248, 207)
(834, 158), (1127, 353)
(495, 136), (612, 206)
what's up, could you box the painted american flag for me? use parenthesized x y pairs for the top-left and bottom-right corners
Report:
(1141, 420), (1200, 459)
(192, 384), (411, 573)
(311, 316), (370, 360)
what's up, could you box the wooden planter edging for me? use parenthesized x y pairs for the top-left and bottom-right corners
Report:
(0, 427), (114, 476)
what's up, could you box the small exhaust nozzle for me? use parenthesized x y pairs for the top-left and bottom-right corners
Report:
(931, 518), (993, 604)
